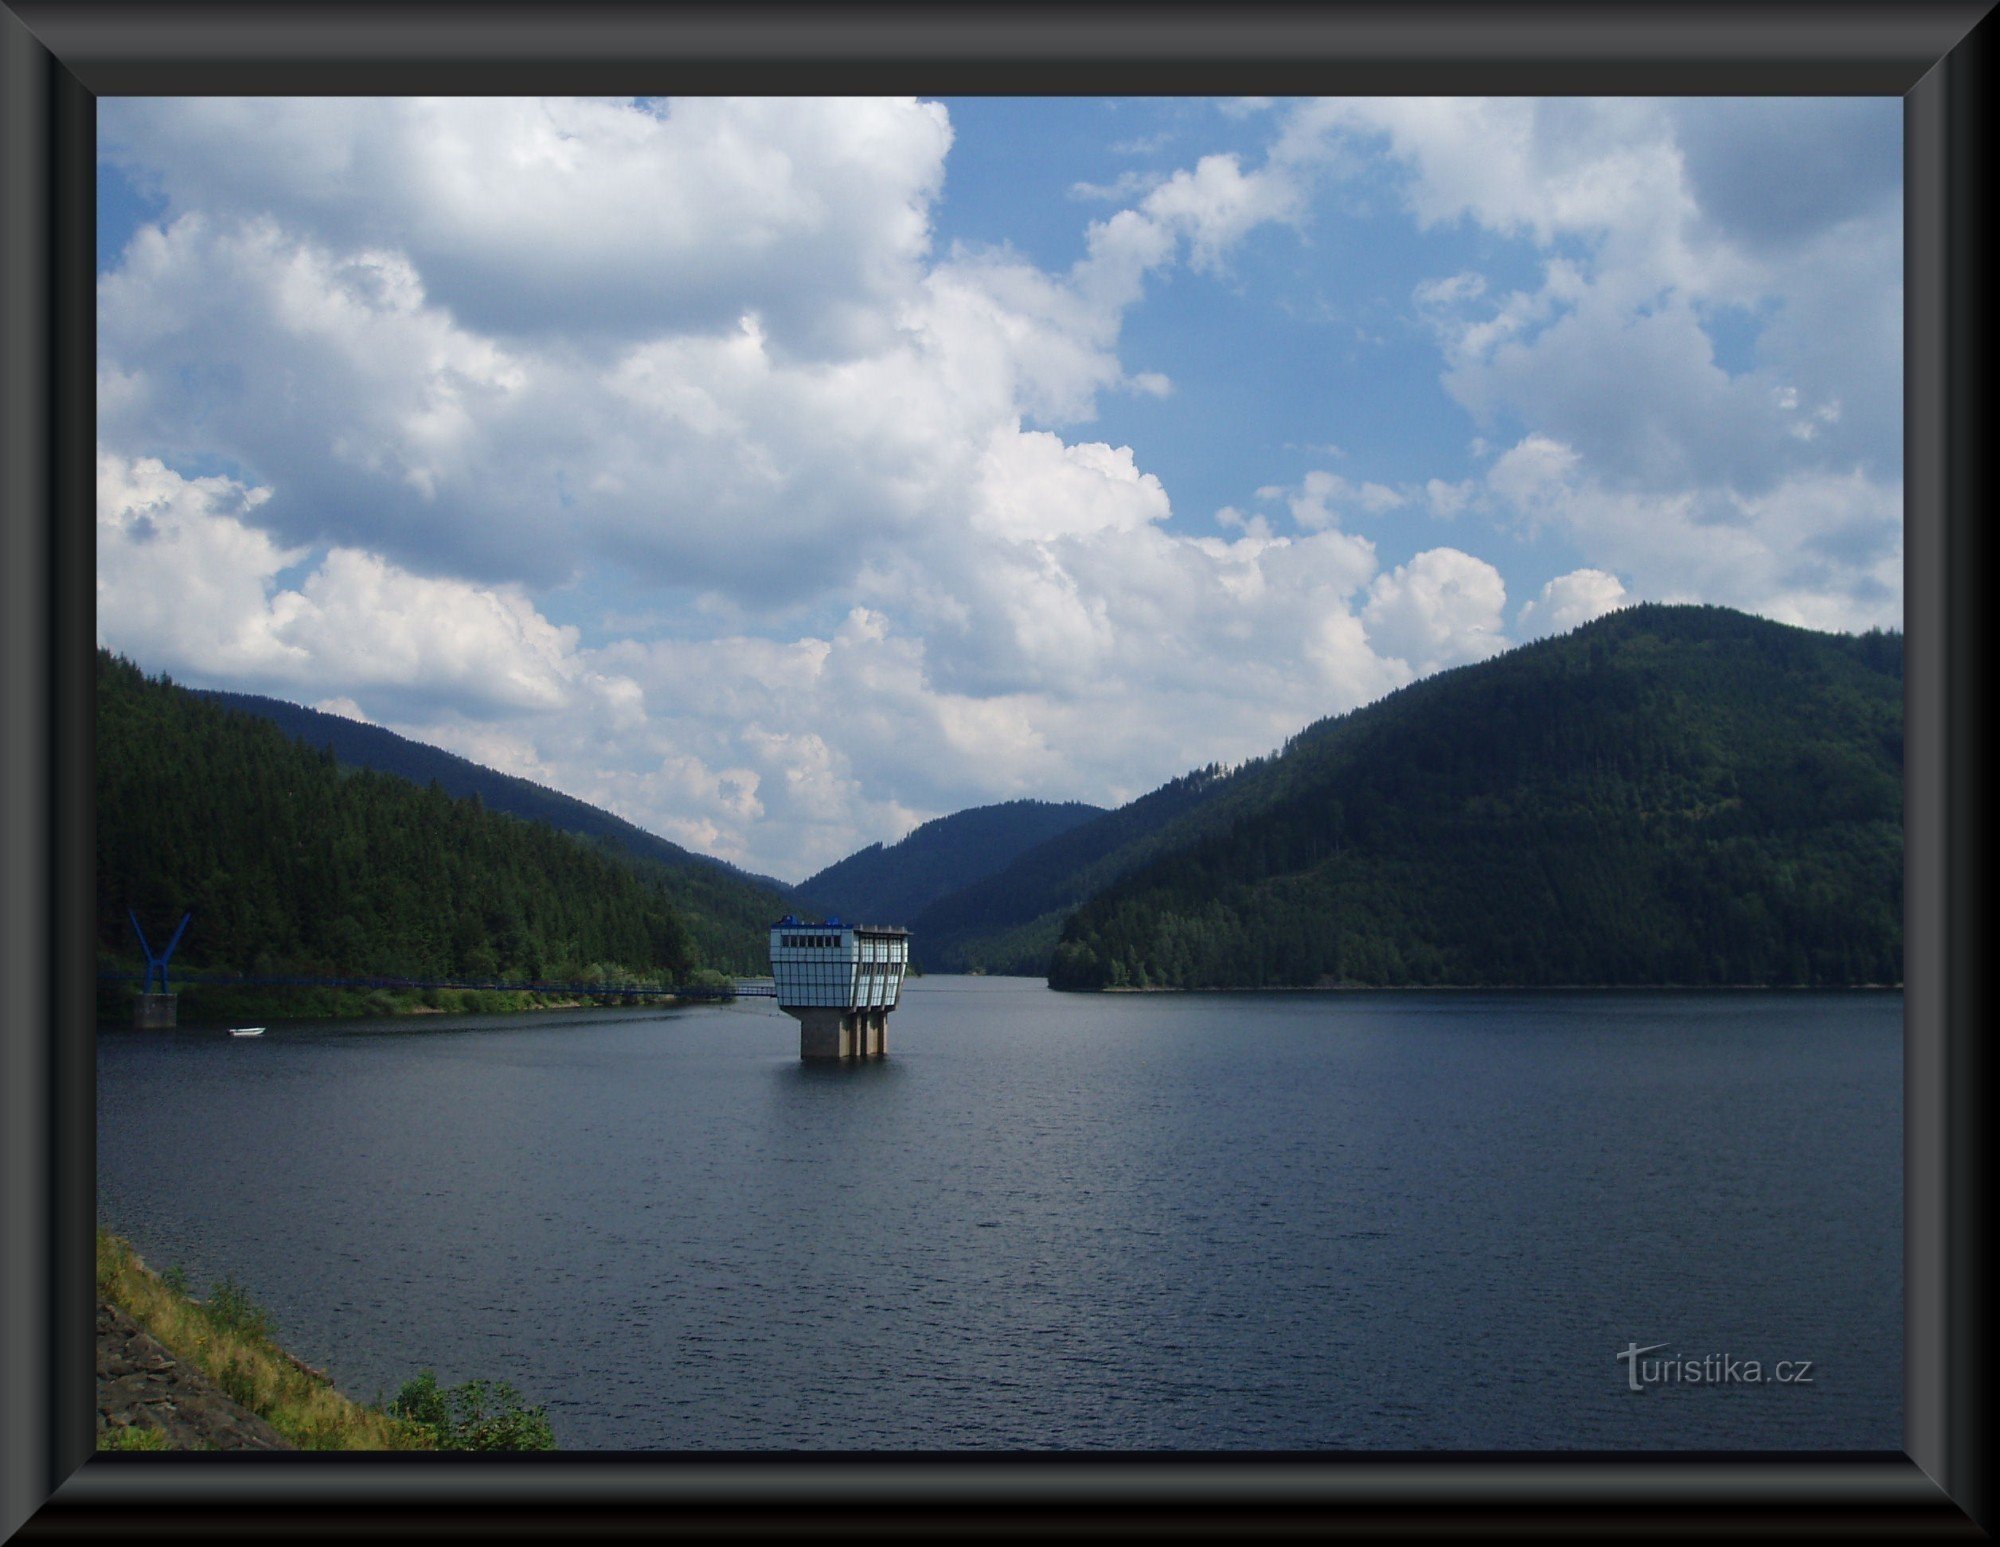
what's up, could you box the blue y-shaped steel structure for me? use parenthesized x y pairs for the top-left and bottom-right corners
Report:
(128, 910), (191, 994)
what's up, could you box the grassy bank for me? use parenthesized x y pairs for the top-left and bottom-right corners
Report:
(96, 1230), (555, 1450)
(97, 1230), (422, 1448)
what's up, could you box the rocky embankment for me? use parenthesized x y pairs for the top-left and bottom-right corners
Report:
(96, 1300), (293, 1450)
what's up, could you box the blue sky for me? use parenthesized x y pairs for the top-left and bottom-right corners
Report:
(95, 97), (1902, 880)
(926, 98), (1562, 571)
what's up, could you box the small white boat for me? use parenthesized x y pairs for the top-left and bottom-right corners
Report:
(228, 1026), (266, 1038)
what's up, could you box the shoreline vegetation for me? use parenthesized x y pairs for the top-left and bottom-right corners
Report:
(95, 1229), (556, 1450)
(1093, 979), (1906, 994)
(97, 968), (744, 1028)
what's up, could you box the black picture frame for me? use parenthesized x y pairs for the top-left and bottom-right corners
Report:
(3, 2), (1990, 1536)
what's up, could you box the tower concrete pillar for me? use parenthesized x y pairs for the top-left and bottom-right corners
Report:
(796, 1008), (845, 1059)
(791, 1006), (893, 1059)
(133, 992), (177, 1029)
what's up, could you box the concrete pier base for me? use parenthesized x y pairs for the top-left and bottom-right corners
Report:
(133, 993), (177, 1030)
(793, 1007), (888, 1060)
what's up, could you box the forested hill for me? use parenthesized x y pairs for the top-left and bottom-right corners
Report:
(1048, 604), (1903, 990)
(795, 799), (1105, 926)
(99, 651), (715, 985)
(194, 684), (790, 973)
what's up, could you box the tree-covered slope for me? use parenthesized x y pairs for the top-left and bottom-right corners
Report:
(99, 652), (705, 985)
(195, 685), (790, 973)
(1048, 605), (1902, 990)
(794, 798), (1105, 927)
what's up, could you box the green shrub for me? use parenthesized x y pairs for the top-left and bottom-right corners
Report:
(388, 1370), (556, 1451)
(204, 1277), (274, 1340)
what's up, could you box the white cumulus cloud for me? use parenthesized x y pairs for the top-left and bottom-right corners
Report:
(98, 453), (606, 719)
(1361, 548), (1510, 675)
(1518, 569), (1629, 638)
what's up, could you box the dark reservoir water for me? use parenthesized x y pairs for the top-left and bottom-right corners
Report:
(97, 980), (1901, 1451)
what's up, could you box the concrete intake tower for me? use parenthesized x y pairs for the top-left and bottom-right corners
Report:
(770, 916), (910, 1059)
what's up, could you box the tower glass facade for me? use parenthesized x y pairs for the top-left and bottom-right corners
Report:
(769, 920), (909, 1011)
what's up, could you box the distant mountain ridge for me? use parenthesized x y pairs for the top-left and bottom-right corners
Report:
(909, 766), (1236, 973)
(194, 687), (791, 974)
(793, 798), (1107, 928)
